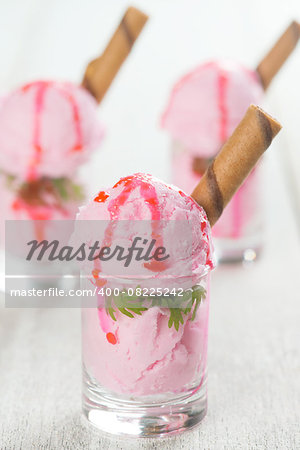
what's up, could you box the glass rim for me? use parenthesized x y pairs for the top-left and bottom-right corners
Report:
(80, 266), (212, 282)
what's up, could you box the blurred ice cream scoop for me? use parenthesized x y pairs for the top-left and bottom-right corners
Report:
(0, 81), (104, 180)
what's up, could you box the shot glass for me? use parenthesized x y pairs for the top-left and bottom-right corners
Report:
(0, 174), (83, 246)
(0, 174), (84, 291)
(81, 269), (211, 437)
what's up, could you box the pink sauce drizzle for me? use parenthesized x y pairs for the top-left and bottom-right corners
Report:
(12, 198), (52, 242)
(92, 175), (213, 342)
(107, 174), (161, 244)
(57, 84), (83, 152)
(27, 82), (49, 181)
(93, 175), (163, 343)
(217, 69), (228, 143)
(23, 81), (84, 180)
(15, 81), (84, 240)
(217, 68), (242, 237)
(12, 196), (70, 242)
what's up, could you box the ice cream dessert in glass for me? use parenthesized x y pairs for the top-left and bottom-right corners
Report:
(0, 6), (148, 283)
(161, 21), (299, 262)
(75, 105), (281, 436)
(0, 80), (103, 242)
(0, 7), (148, 295)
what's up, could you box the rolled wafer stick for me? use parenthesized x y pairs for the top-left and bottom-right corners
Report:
(82, 7), (148, 103)
(191, 105), (282, 226)
(256, 21), (300, 90)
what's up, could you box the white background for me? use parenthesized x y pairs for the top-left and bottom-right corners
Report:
(0, 0), (299, 201)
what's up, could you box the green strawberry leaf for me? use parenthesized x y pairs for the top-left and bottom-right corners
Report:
(104, 284), (207, 331)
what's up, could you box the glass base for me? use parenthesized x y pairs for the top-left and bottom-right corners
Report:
(82, 367), (207, 437)
(214, 233), (263, 263)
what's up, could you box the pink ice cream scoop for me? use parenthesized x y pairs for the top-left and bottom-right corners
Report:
(77, 173), (214, 396)
(0, 80), (105, 180)
(75, 172), (214, 277)
(82, 297), (210, 396)
(161, 60), (264, 158)
(160, 60), (265, 257)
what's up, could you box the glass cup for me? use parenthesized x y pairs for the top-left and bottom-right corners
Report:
(171, 140), (264, 262)
(81, 269), (211, 437)
(0, 174), (84, 292)
(0, 173), (83, 246)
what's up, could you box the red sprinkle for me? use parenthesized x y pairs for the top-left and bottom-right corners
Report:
(113, 175), (133, 189)
(106, 332), (117, 345)
(94, 191), (109, 203)
(92, 269), (100, 279)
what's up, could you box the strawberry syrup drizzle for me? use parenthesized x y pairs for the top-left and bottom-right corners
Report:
(217, 70), (228, 144)
(93, 175), (213, 343)
(17, 81), (84, 241)
(12, 194), (70, 242)
(107, 175), (162, 263)
(17, 81), (50, 240)
(57, 85), (83, 152)
(93, 175), (163, 344)
(12, 198), (52, 242)
(68, 93), (83, 152)
(140, 180), (169, 272)
(217, 68), (241, 238)
(25, 81), (84, 181)
(27, 82), (49, 181)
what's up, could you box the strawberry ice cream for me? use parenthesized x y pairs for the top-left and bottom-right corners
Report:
(0, 80), (104, 245)
(82, 298), (209, 396)
(77, 173), (214, 396)
(0, 80), (104, 181)
(79, 105), (281, 436)
(161, 60), (263, 158)
(161, 60), (264, 259)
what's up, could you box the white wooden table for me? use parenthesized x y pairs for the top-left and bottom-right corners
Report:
(0, 1), (299, 448)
